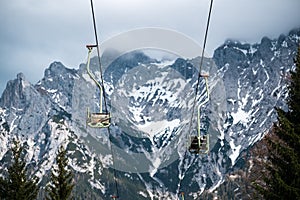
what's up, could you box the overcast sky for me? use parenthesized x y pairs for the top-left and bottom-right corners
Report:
(0, 0), (300, 94)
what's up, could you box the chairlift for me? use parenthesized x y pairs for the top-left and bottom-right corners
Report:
(188, 73), (210, 154)
(85, 44), (111, 128)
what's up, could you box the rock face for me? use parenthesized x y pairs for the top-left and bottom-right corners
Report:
(212, 29), (299, 167)
(0, 28), (299, 199)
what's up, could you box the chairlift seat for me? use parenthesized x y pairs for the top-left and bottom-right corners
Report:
(199, 136), (207, 150)
(87, 112), (110, 128)
(188, 136), (200, 153)
(188, 135), (208, 154)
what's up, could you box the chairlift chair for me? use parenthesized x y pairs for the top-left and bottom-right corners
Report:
(85, 44), (111, 128)
(189, 135), (201, 154)
(87, 108), (111, 128)
(188, 73), (210, 154)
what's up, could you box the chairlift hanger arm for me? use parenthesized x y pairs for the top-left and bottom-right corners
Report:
(86, 45), (101, 89)
(86, 46), (104, 113)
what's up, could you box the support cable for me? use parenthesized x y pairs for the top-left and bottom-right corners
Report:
(89, 0), (119, 198)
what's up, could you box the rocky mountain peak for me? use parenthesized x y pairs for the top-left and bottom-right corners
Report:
(45, 62), (66, 76)
(17, 72), (26, 80)
(36, 61), (80, 112)
(104, 51), (156, 86)
(0, 73), (32, 109)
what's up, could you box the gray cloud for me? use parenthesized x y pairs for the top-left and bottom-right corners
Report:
(0, 0), (300, 94)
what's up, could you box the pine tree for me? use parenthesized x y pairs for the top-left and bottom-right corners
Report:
(46, 145), (74, 200)
(256, 45), (300, 199)
(0, 140), (39, 200)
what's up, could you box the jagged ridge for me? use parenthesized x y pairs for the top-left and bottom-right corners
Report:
(0, 28), (299, 199)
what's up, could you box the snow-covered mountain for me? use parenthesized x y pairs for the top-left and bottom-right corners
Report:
(0, 28), (299, 199)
